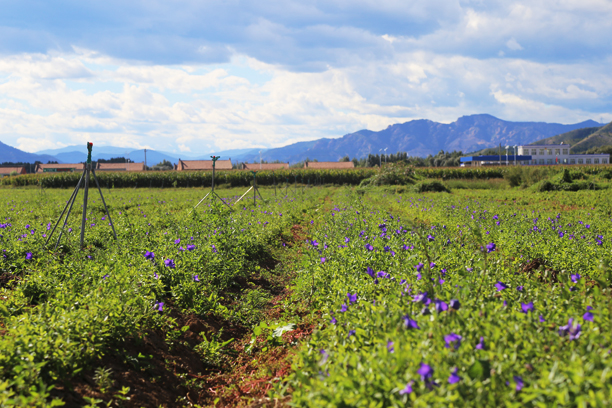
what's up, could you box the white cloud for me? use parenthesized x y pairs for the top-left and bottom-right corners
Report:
(506, 38), (523, 51)
(0, 1), (611, 155)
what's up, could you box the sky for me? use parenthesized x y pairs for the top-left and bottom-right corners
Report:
(1, 0), (611, 154)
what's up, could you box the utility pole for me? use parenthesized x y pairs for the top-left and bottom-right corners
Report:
(505, 146), (509, 166)
(144, 149), (147, 171)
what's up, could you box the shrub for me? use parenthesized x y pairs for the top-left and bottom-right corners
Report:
(413, 180), (451, 193)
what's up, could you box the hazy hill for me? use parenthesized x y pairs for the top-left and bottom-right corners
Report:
(529, 122), (612, 153)
(240, 114), (602, 163)
(0, 140), (59, 164)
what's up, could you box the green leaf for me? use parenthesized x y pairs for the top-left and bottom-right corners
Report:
(467, 360), (491, 380)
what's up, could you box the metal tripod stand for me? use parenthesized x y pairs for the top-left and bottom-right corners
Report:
(45, 142), (117, 249)
(191, 156), (233, 212)
(235, 171), (265, 205)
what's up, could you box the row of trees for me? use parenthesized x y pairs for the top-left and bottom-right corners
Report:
(350, 150), (464, 167)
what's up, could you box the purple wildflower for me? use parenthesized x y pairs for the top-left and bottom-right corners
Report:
(387, 341), (394, 353)
(399, 381), (413, 395)
(475, 336), (486, 350)
(164, 259), (176, 268)
(403, 316), (420, 330)
(193, 275), (200, 282)
(521, 302), (534, 314)
(444, 333), (462, 350)
(448, 367), (461, 384)
(559, 318), (581, 340)
(514, 376), (524, 391)
(347, 293), (357, 304)
(435, 299), (448, 313)
(495, 281), (508, 291)
(449, 299), (460, 310)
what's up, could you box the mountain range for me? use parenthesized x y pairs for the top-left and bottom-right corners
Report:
(0, 114), (607, 165)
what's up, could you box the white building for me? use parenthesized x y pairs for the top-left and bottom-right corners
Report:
(517, 143), (609, 165)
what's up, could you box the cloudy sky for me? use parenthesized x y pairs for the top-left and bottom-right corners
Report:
(1, 0), (611, 154)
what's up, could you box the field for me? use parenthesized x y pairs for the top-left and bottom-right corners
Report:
(1, 177), (612, 407)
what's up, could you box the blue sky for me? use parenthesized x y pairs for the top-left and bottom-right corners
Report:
(0, 0), (611, 154)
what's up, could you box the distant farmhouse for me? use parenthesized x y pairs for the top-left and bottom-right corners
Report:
(304, 161), (355, 169)
(0, 166), (26, 177)
(461, 143), (610, 166)
(35, 163), (85, 173)
(96, 162), (145, 171)
(176, 159), (233, 171)
(241, 163), (289, 170)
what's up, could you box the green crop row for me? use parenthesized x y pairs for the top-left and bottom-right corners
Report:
(280, 188), (612, 406)
(0, 168), (377, 188)
(0, 187), (325, 406)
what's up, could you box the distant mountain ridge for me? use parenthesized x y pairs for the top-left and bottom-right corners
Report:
(1, 114), (605, 165)
(238, 114), (602, 163)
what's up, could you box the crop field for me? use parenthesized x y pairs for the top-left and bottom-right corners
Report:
(1, 179), (612, 407)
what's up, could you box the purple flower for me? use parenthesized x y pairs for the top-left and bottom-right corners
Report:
(340, 303), (348, 312)
(539, 315), (545, 322)
(417, 363), (434, 380)
(475, 336), (486, 350)
(412, 292), (429, 304)
(387, 341), (394, 353)
(415, 262), (424, 272)
(486, 242), (496, 253)
(466, 267), (473, 272)
(435, 299), (448, 313)
(559, 318), (581, 340)
(398, 381), (413, 395)
(144, 251), (155, 260)
(521, 302), (534, 314)
(514, 376), (524, 391)
(444, 333), (462, 350)
(311, 240), (319, 247)
(583, 311), (594, 322)
(164, 259), (176, 268)
(348, 330), (356, 337)
(186, 244), (196, 251)
(320, 257), (326, 264)
(193, 275), (200, 282)
(403, 316), (420, 329)
(427, 234), (434, 241)
(365, 244), (374, 251)
(448, 367), (461, 384)
(347, 293), (357, 304)
(319, 349), (329, 364)
(377, 271), (389, 279)
(25, 252), (32, 260)
(154, 272), (159, 279)
(366, 266), (375, 278)
(154, 301), (164, 312)
(570, 274), (581, 283)
(330, 317), (337, 325)
(495, 281), (508, 291)
(211, 245), (217, 253)
(449, 299), (461, 310)
(174, 238), (181, 244)
(102, 274), (109, 280)
(516, 285), (524, 292)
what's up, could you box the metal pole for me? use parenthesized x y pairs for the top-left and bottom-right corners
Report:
(92, 168), (117, 240)
(80, 143), (93, 247)
(55, 183), (81, 249)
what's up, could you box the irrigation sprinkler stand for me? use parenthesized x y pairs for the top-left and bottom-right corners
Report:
(45, 142), (117, 249)
(191, 156), (233, 213)
(235, 171), (264, 205)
